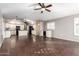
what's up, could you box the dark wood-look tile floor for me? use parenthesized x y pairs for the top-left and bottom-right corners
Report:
(0, 35), (79, 56)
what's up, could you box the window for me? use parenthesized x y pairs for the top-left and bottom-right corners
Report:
(47, 22), (55, 30)
(74, 17), (79, 36)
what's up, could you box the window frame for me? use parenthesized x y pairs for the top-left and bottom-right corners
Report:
(47, 22), (55, 30)
(74, 17), (79, 36)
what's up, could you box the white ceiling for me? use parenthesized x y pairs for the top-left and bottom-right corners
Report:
(0, 3), (79, 21)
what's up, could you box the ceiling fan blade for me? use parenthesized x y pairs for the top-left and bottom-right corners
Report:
(45, 9), (51, 12)
(38, 3), (43, 8)
(42, 3), (45, 8)
(34, 8), (41, 10)
(41, 11), (43, 13)
(46, 4), (52, 8)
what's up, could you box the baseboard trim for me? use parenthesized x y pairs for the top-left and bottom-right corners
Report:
(37, 35), (79, 43)
(52, 37), (79, 43)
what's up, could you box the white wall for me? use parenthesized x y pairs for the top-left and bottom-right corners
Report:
(0, 11), (5, 47)
(50, 15), (79, 42)
(5, 19), (25, 30)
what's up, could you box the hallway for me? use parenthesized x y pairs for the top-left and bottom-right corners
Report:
(0, 36), (79, 56)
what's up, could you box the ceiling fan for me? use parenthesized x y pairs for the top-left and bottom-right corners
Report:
(34, 3), (52, 13)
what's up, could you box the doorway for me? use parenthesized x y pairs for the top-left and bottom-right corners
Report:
(16, 26), (20, 37)
(28, 26), (34, 36)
